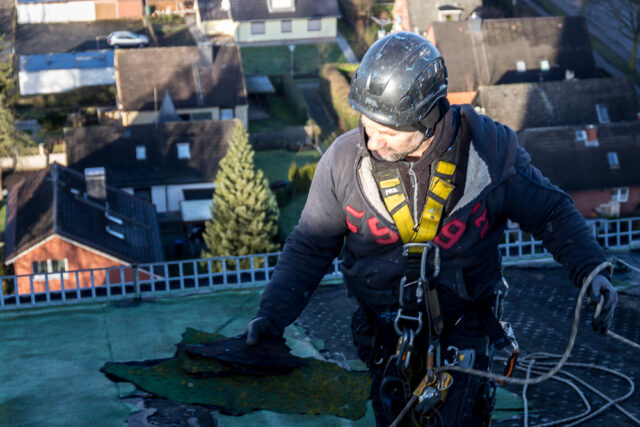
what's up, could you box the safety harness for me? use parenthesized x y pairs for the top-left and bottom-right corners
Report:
(370, 128), (517, 425)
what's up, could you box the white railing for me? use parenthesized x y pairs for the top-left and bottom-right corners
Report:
(2, 217), (638, 311)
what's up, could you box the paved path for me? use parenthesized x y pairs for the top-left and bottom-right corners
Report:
(336, 31), (358, 64)
(297, 79), (337, 134)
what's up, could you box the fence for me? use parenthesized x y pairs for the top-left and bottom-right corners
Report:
(2, 217), (639, 311)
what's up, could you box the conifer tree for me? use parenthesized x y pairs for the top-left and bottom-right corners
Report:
(202, 121), (279, 267)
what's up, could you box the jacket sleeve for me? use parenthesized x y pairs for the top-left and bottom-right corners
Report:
(256, 143), (349, 331)
(502, 146), (608, 287)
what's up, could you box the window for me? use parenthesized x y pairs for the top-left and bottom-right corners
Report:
(308, 18), (321, 31)
(270, 0), (294, 9)
(281, 19), (292, 33)
(596, 104), (610, 124)
(607, 152), (620, 169)
(134, 187), (152, 202)
(516, 61), (526, 72)
(190, 112), (212, 121)
(220, 108), (234, 120)
(32, 258), (68, 280)
(177, 142), (191, 159)
(136, 145), (146, 160)
(251, 21), (265, 34)
(540, 60), (550, 71)
(611, 187), (629, 203)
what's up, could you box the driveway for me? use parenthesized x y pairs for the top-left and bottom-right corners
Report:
(15, 20), (149, 54)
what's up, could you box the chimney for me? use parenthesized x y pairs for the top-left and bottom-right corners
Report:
(585, 124), (598, 146)
(84, 167), (107, 200)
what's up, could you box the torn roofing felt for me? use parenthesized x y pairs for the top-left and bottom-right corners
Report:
(101, 328), (372, 420)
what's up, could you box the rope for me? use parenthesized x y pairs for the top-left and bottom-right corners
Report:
(615, 257), (640, 273)
(435, 261), (613, 385)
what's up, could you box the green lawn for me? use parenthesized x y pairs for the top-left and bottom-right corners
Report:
(278, 192), (309, 239)
(0, 200), (5, 234)
(254, 149), (320, 184)
(241, 43), (346, 76)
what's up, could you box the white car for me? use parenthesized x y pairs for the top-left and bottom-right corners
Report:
(107, 31), (149, 48)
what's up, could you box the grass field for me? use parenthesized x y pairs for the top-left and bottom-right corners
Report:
(241, 43), (345, 76)
(254, 149), (320, 184)
(278, 192), (309, 239)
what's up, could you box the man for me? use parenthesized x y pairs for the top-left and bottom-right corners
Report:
(243, 33), (617, 425)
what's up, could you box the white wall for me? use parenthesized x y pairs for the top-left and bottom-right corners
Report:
(17, 2), (96, 24)
(122, 182), (215, 213)
(0, 152), (67, 170)
(19, 67), (114, 95)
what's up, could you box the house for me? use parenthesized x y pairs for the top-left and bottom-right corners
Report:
(65, 119), (236, 218)
(3, 163), (163, 295)
(474, 77), (637, 132)
(16, 0), (142, 23)
(19, 50), (114, 96)
(195, 0), (339, 43)
(427, 16), (597, 93)
(519, 121), (640, 217)
(114, 45), (248, 127)
(392, 0), (482, 35)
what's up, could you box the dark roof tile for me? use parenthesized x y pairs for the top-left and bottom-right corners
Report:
(228, 0), (339, 21)
(4, 164), (163, 264)
(476, 77), (637, 131)
(65, 120), (235, 187)
(114, 45), (246, 111)
(520, 121), (640, 192)
(433, 16), (597, 92)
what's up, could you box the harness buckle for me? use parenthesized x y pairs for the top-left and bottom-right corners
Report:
(394, 309), (423, 337)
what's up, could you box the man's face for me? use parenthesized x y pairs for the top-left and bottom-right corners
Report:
(361, 115), (426, 162)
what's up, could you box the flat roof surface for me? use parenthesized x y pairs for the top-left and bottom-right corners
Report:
(2, 259), (640, 425)
(19, 50), (113, 71)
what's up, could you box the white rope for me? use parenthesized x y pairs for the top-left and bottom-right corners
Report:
(615, 257), (640, 273)
(437, 261), (613, 385)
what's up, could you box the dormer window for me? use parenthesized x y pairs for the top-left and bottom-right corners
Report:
(516, 61), (526, 72)
(540, 60), (550, 71)
(136, 145), (146, 160)
(596, 104), (610, 124)
(177, 142), (191, 159)
(607, 152), (620, 169)
(268, 0), (295, 11)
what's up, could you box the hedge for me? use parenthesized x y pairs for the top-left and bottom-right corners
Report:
(281, 73), (309, 123)
(319, 63), (360, 134)
(288, 162), (318, 194)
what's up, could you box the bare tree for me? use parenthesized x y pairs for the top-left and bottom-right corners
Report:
(589, 0), (640, 71)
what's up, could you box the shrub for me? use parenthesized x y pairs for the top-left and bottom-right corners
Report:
(281, 74), (309, 123)
(288, 162), (318, 194)
(319, 64), (360, 134)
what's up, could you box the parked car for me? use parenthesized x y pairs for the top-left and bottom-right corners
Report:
(107, 31), (149, 48)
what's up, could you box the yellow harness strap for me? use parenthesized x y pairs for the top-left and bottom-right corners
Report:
(378, 161), (456, 246)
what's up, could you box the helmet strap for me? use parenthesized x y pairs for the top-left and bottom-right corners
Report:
(416, 101), (443, 139)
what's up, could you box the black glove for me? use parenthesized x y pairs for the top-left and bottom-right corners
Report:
(588, 274), (618, 334)
(243, 316), (282, 346)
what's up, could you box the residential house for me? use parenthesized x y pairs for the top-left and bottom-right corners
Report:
(475, 77), (637, 132)
(114, 45), (248, 127)
(427, 16), (597, 95)
(519, 121), (640, 217)
(3, 163), (163, 295)
(392, 0), (482, 35)
(195, 0), (339, 43)
(16, 0), (142, 23)
(65, 119), (235, 218)
(19, 50), (114, 96)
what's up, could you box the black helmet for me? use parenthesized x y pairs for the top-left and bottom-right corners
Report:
(349, 32), (448, 130)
